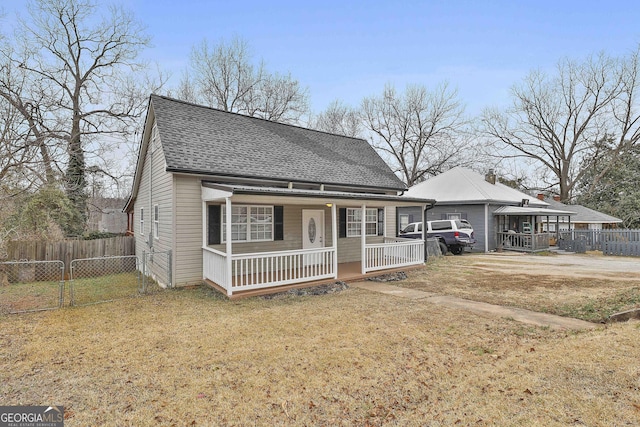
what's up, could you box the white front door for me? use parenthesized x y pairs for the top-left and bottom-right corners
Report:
(302, 210), (324, 250)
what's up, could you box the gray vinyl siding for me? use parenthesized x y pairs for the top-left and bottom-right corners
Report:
(426, 204), (488, 252)
(384, 206), (396, 238)
(172, 175), (408, 286)
(174, 175), (205, 286)
(132, 121), (174, 286)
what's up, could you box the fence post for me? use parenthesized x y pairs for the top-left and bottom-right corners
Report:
(59, 261), (65, 308)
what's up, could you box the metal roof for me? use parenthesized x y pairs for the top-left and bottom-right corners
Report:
(493, 206), (575, 216)
(407, 167), (548, 206)
(202, 182), (435, 205)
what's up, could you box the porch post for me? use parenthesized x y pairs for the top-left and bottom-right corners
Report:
(225, 197), (233, 296)
(484, 204), (489, 252)
(331, 203), (338, 279)
(202, 201), (207, 248)
(361, 203), (366, 275)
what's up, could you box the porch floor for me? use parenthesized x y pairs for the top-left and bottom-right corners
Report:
(205, 261), (425, 299)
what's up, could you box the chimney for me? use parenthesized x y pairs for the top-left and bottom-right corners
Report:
(537, 193), (545, 201)
(485, 169), (496, 185)
(553, 195), (561, 202)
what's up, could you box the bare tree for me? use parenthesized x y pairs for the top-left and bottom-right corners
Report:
(361, 83), (468, 186)
(481, 49), (640, 202)
(0, 42), (60, 188)
(311, 99), (361, 137)
(2, 0), (153, 235)
(186, 37), (309, 124)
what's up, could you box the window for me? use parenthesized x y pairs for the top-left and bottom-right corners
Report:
(139, 207), (144, 235)
(222, 205), (273, 242)
(399, 214), (410, 231)
(346, 208), (378, 237)
(430, 220), (452, 231)
(153, 204), (159, 239)
(447, 213), (461, 220)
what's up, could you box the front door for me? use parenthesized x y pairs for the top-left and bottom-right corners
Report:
(302, 210), (325, 250)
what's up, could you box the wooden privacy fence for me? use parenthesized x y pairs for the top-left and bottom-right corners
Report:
(5, 236), (135, 277)
(559, 229), (640, 256)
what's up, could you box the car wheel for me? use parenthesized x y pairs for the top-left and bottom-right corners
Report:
(451, 246), (464, 255)
(438, 241), (448, 255)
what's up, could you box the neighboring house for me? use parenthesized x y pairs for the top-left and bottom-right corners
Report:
(124, 95), (434, 296)
(87, 197), (128, 234)
(404, 167), (574, 252)
(535, 195), (622, 232)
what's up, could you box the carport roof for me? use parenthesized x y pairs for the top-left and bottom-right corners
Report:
(493, 206), (575, 216)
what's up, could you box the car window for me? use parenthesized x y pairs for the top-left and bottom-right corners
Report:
(401, 224), (415, 233)
(417, 223), (422, 232)
(458, 219), (472, 229)
(430, 221), (451, 231)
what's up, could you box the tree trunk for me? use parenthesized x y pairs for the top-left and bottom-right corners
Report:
(64, 114), (86, 236)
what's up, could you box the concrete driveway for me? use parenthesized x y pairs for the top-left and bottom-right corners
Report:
(464, 252), (640, 281)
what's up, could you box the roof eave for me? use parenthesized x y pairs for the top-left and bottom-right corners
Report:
(168, 167), (408, 193)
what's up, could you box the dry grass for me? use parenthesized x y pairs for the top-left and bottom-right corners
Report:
(1, 283), (639, 426)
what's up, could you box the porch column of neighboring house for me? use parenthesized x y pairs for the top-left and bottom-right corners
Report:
(225, 197), (233, 296)
(331, 203), (338, 279)
(484, 204), (489, 252)
(361, 203), (367, 275)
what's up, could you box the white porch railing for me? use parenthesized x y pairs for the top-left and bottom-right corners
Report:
(364, 238), (424, 273)
(203, 247), (336, 294)
(203, 247), (228, 287)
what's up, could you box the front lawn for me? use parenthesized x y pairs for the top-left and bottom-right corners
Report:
(1, 285), (639, 426)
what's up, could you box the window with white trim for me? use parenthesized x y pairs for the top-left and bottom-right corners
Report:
(347, 208), (378, 237)
(153, 204), (159, 239)
(222, 205), (273, 242)
(139, 207), (144, 235)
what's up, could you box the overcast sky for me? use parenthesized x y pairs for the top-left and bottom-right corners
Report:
(5, 0), (640, 115)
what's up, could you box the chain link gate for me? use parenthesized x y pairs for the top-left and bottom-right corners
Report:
(142, 249), (172, 291)
(69, 255), (141, 306)
(0, 260), (65, 314)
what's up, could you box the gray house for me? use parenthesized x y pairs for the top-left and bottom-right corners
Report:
(124, 95), (434, 296)
(535, 195), (622, 232)
(403, 167), (574, 252)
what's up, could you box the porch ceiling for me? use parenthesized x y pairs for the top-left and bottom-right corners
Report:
(201, 182), (435, 206)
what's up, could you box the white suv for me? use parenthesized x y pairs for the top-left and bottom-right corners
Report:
(399, 219), (476, 255)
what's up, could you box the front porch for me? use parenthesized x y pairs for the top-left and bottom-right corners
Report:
(203, 237), (425, 297)
(204, 260), (424, 299)
(494, 205), (576, 253)
(200, 182), (431, 297)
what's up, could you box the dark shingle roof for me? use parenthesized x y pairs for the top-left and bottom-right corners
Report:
(151, 95), (406, 190)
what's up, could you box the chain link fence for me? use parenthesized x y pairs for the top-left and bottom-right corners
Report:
(2, 250), (173, 313)
(70, 255), (141, 306)
(0, 260), (65, 314)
